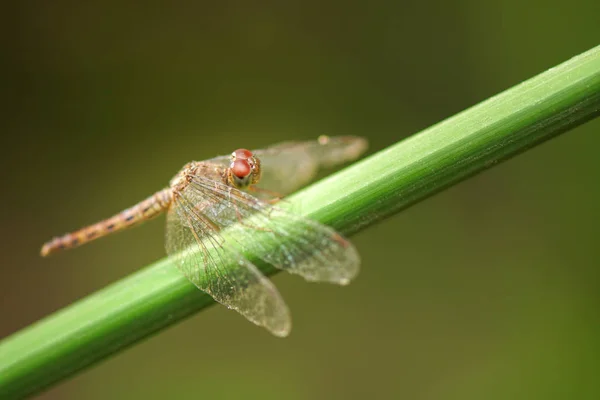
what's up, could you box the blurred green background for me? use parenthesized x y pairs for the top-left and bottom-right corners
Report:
(2, 1), (600, 399)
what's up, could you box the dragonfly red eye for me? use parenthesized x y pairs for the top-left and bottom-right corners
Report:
(232, 159), (251, 178)
(233, 148), (253, 160)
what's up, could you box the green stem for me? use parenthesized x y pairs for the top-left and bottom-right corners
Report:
(2, 45), (600, 399)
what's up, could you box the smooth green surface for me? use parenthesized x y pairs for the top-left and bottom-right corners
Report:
(294, 46), (600, 233)
(1, 45), (599, 399)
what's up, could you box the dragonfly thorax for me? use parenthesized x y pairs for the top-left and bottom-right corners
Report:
(169, 162), (199, 192)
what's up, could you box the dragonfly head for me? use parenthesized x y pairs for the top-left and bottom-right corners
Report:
(228, 149), (261, 189)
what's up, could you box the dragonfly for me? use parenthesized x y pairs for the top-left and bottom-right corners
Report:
(41, 135), (368, 336)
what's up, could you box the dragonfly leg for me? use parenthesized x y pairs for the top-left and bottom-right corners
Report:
(247, 186), (285, 204)
(227, 187), (274, 233)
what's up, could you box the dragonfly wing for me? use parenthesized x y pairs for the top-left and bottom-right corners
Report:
(254, 136), (367, 196)
(166, 188), (291, 337)
(186, 174), (360, 285)
(207, 136), (368, 198)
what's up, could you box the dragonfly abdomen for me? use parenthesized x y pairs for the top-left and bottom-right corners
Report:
(40, 188), (173, 256)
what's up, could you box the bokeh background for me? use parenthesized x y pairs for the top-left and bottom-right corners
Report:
(2, 1), (599, 399)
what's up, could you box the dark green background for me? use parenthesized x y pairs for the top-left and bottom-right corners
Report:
(2, 1), (599, 399)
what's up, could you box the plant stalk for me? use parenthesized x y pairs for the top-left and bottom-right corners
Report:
(1, 45), (599, 399)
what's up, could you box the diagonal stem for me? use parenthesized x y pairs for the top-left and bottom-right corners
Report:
(1, 45), (599, 399)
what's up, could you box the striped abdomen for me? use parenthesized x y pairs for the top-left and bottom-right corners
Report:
(41, 188), (173, 257)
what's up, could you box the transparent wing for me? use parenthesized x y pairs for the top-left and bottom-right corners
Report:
(208, 136), (368, 197)
(166, 189), (291, 337)
(184, 174), (360, 285)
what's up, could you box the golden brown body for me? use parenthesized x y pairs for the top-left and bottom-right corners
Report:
(41, 161), (227, 256)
